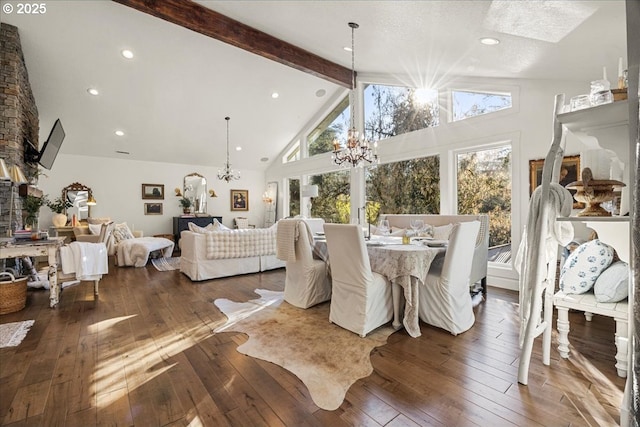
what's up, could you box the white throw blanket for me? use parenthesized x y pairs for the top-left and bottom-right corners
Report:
(276, 220), (299, 262)
(515, 183), (574, 346)
(116, 237), (175, 268)
(206, 229), (276, 259)
(60, 242), (108, 281)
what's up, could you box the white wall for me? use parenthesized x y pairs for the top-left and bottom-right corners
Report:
(36, 155), (268, 235)
(266, 77), (591, 290)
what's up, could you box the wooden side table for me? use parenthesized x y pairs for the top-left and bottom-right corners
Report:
(0, 237), (65, 307)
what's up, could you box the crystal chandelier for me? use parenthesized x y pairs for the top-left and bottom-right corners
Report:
(217, 116), (240, 182)
(332, 22), (378, 168)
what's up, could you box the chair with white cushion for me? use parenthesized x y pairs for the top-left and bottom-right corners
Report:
(323, 223), (393, 337)
(279, 219), (331, 308)
(418, 221), (480, 335)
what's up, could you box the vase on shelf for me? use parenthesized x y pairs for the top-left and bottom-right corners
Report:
(565, 168), (625, 217)
(52, 213), (67, 227)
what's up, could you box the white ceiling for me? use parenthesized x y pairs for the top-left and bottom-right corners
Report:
(2, 0), (627, 171)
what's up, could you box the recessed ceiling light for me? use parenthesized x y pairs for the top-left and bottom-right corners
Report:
(235, 146), (242, 151)
(271, 92), (279, 99)
(121, 49), (134, 59)
(315, 89), (326, 98)
(260, 157), (269, 162)
(343, 46), (352, 52)
(479, 37), (500, 45)
(87, 88), (99, 96)
(115, 130), (125, 137)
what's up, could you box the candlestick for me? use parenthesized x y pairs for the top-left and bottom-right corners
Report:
(618, 57), (625, 89)
(618, 57), (623, 77)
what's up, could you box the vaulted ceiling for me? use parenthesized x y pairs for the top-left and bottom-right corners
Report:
(2, 0), (627, 171)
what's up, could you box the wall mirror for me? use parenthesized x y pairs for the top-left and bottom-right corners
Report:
(263, 181), (277, 227)
(63, 182), (93, 222)
(184, 172), (207, 215)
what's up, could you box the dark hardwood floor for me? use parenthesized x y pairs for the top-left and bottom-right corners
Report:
(0, 259), (626, 426)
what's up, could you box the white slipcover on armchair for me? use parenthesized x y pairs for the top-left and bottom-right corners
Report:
(276, 219), (331, 308)
(323, 223), (393, 337)
(418, 220), (480, 335)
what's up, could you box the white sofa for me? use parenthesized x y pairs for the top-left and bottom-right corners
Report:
(179, 229), (285, 281)
(380, 214), (489, 293)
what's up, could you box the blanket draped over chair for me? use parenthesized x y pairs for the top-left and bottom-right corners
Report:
(60, 241), (108, 281)
(206, 229), (277, 259)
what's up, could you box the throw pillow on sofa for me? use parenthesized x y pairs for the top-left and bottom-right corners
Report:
(188, 222), (216, 233)
(213, 218), (231, 230)
(559, 239), (614, 294)
(112, 222), (135, 245)
(433, 223), (453, 240)
(593, 261), (629, 303)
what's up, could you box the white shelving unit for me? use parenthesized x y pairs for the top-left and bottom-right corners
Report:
(553, 100), (633, 421)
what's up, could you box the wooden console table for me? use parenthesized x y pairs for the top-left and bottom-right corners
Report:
(0, 237), (65, 308)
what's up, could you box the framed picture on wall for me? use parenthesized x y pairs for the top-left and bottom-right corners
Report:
(230, 189), (249, 211)
(142, 183), (165, 200)
(529, 155), (583, 208)
(144, 202), (163, 215)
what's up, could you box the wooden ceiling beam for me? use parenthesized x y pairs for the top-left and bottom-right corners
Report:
(112, 0), (353, 88)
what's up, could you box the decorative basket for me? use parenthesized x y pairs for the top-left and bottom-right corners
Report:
(0, 272), (28, 315)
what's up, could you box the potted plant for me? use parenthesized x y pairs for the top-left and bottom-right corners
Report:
(22, 194), (48, 231)
(46, 196), (72, 227)
(179, 197), (192, 214)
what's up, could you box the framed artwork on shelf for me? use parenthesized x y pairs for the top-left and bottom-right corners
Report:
(142, 183), (165, 200)
(230, 189), (249, 211)
(529, 154), (583, 208)
(144, 202), (163, 215)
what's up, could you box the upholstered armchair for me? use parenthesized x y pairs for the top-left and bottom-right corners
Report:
(73, 218), (142, 255)
(234, 217), (253, 229)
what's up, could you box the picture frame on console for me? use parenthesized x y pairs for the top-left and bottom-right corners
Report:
(142, 183), (165, 200)
(231, 189), (249, 211)
(529, 155), (583, 209)
(144, 202), (163, 215)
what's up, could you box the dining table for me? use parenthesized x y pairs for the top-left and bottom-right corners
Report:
(313, 234), (446, 338)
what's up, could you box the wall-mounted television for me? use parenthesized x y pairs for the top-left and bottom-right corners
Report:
(24, 118), (65, 170)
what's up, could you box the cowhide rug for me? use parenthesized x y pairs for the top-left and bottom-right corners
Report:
(214, 289), (394, 411)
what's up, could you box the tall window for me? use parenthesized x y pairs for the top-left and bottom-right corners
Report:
(456, 146), (512, 264)
(366, 156), (440, 224)
(364, 84), (439, 142)
(307, 96), (349, 156)
(308, 171), (350, 223)
(288, 178), (300, 217)
(452, 90), (512, 122)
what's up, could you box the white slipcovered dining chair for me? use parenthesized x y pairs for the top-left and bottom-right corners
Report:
(323, 223), (393, 337)
(278, 219), (331, 308)
(418, 220), (480, 335)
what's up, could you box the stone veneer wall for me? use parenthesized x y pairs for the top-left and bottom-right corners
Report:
(0, 23), (40, 235)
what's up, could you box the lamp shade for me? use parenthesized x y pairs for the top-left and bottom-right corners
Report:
(8, 165), (27, 184)
(0, 159), (10, 180)
(301, 184), (319, 198)
(86, 194), (97, 205)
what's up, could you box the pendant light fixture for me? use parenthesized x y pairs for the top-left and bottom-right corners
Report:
(217, 116), (240, 182)
(331, 22), (379, 168)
